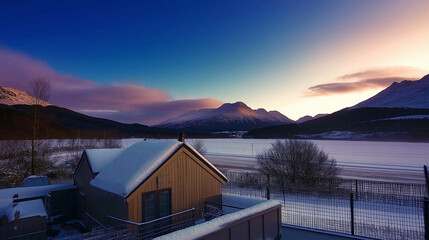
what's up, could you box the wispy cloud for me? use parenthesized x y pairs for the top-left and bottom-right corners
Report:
(305, 67), (423, 96)
(0, 48), (222, 125)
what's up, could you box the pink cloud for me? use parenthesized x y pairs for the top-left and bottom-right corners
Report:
(338, 66), (423, 81)
(305, 67), (423, 96)
(0, 48), (223, 125)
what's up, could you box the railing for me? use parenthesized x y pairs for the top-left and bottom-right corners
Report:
(107, 208), (195, 239)
(84, 212), (108, 230)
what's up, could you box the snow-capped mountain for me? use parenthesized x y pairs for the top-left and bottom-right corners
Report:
(0, 86), (51, 106)
(155, 101), (294, 132)
(351, 74), (429, 109)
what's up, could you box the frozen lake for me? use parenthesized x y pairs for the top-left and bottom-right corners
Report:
(123, 138), (429, 182)
(123, 138), (429, 167)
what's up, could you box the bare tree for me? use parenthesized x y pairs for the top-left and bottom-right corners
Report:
(257, 139), (339, 190)
(0, 140), (31, 187)
(28, 77), (51, 175)
(190, 139), (207, 155)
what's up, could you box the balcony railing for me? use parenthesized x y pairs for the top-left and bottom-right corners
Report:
(106, 208), (195, 239)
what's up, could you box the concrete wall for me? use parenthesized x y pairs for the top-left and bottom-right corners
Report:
(281, 224), (374, 240)
(201, 206), (282, 240)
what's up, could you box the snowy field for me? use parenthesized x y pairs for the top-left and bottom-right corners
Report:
(122, 138), (429, 183)
(122, 138), (429, 166)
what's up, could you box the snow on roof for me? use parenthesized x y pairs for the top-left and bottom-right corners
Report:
(154, 200), (281, 240)
(184, 143), (227, 182)
(3, 199), (47, 222)
(90, 140), (181, 197)
(0, 184), (75, 208)
(85, 148), (125, 174)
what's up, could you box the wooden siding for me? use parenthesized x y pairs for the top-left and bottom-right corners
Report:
(74, 153), (95, 197)
(75, 153), (127, 226)
(87, 186), (128, 226)
(126, 146), (224, 222)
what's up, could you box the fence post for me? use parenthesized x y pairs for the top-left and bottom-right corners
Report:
(425, 197), (429, 240)
(266, 174), (271, 200)
(350, 192), (355, 235)
(355, 179), (358, 200)
(424, 166), (429, 196)
(192, 209), (195, 225)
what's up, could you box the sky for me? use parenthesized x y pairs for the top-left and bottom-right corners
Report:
(0, 0), (428, 125)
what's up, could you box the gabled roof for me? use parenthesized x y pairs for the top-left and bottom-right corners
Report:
(85, 148), (125, 174)
(183, 142), (227, 182)
(90, 140), (181, 197)
(90, 140), (227, 198)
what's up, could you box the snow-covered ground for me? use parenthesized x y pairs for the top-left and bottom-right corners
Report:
(223, 186), (424, 240)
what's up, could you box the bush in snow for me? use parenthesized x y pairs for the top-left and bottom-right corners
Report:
(257, 139), (339, 190)
(190, 139), (207, 155)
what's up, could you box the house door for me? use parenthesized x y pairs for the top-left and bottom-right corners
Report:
(142, 189), (171, 236)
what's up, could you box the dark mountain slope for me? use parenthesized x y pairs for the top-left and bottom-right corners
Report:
(0, 104), (188, 139)
(246, 107), (429, 141)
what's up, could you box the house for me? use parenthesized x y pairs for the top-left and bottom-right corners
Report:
(74, 138), (227, 228)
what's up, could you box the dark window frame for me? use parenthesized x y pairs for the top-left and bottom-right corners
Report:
(142, 188), (172, 222)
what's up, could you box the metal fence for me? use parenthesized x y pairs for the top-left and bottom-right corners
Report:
(106, 208), (195, 239)
(222, 170), (427, 240)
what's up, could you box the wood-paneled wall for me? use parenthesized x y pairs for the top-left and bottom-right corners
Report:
(74, 153), (94, 197)
(126, 147), (225, 222)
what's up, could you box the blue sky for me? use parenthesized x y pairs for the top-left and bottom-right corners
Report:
(1, 0), (428, 124)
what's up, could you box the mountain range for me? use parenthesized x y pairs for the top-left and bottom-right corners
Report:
(155, 101), (294, 132)
(247, 74), (429, 141)
(2, 73), (429, 140)
(351, 74), (429, 109)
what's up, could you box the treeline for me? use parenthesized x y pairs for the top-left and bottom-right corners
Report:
(0, 138), (122, 188)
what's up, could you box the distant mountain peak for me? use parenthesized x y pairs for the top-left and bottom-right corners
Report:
(155, 101), (294, 132)
(351, 74), (429, 109)
(0, 85), (51, 106)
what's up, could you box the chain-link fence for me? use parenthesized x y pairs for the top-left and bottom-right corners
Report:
(222, 170), (427, 240)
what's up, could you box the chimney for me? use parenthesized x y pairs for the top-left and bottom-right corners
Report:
(178, 132), (185, 142)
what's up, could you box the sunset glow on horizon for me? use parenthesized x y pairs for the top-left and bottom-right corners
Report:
(1, 0), (428, 124)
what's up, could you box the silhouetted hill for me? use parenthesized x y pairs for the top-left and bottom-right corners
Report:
(246, 107), (429, 141)
(0, 104), (210, 139)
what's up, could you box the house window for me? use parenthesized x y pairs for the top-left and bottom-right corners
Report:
(142, 189), (171, 222)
